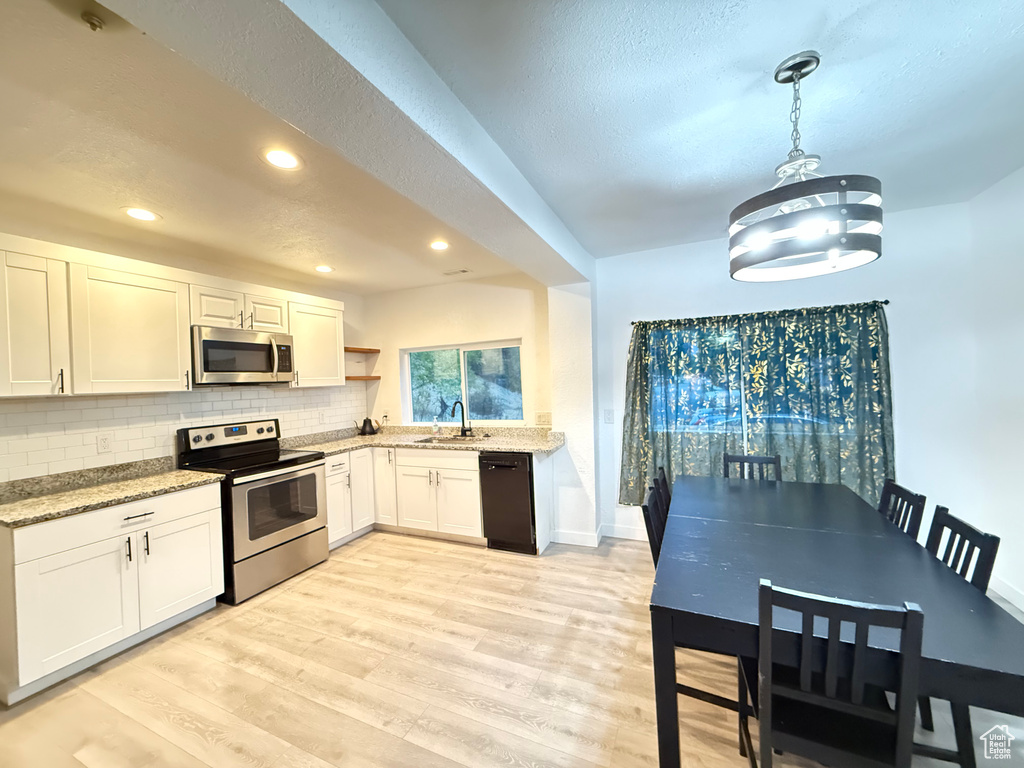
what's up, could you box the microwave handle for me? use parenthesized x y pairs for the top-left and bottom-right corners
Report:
(271, 338), (279, 376)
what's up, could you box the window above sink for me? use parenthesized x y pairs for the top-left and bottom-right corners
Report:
(402, 340), (524, 426)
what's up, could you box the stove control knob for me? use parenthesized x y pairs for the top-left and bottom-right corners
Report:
(205, 433), (215, 441)
(192, 435), (202, 444)
(256, 427), (265, 434)
(266, 426), (275, 434)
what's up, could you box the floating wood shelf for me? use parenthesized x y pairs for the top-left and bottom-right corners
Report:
(345, 375), (381, 381)
(344, 346), (381, 354)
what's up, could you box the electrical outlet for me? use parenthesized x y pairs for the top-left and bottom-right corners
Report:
(382, 409), (390, 419)
(318, 411), (326, 425)
(536, 411), (552, 426)
(603, 409), (614, 424)
(97, 432), (113, 453)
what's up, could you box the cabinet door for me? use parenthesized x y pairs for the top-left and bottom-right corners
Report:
(244, 294), (288, 333)
(288, 302), (345, 387)
(15, 534), (140, 684)
(436, 468), (483, 537)
(69, 265), (191, 393)
(0, 253), (70, 397)
(326, 470), (353, 545)
(373, 448), (397, 525)
(138, 510), (224, 630)
(396, 466), (437, 531)
(189, 284), (244, 328)
(350, 449), (376, 530)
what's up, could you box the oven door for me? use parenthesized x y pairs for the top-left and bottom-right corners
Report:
(193, 326), (294, 385)
(229, 462), (326, 561)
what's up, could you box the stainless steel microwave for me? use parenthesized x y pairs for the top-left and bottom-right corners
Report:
(192, 326), (295, 385)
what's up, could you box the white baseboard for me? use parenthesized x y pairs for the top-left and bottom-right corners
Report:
(991, 576), (1024, 615)
(600, 523), (646, 541)
(551, 529), (600, 547)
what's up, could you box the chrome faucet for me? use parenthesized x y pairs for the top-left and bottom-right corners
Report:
(451, 400), (473, 437)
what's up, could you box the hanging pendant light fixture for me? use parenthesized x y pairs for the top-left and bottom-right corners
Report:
(729, 52), (882, 282)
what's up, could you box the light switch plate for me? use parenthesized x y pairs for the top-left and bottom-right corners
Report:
(536, 411), (552, 426)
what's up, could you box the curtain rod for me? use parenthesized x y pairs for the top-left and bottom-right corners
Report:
(630, 299), (890, 324)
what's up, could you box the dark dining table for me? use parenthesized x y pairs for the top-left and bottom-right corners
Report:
(651, 476), (1024, 768)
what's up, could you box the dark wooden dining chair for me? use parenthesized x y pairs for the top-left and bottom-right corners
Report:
(741, 579), (923, 768)
(724, 452), (782, 481)
(877, 479), (926, 539)
(640, 486), (664, 566)
(913, 505), (1000, 764)
(656, 466), (671, 508)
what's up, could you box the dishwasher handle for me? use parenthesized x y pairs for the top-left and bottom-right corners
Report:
(485, 463), (521, 471)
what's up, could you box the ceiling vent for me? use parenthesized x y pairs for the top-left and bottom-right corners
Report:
(442, 268), (472, 276)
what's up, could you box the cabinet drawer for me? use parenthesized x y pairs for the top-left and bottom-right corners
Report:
(326, 455), (350, 476)
(395, 448), (479, 471)
(13, 484), (221, 565)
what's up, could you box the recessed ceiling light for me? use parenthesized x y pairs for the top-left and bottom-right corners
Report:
(263, 149), (302, 170)
(430, 240), (449, 251)
(315, 265), (333, 273)
(123, 207), (161, 221)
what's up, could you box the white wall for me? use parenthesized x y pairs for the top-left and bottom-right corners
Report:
(362, 274), (551, 425)
(595, 183), (1024, 605)
(548, 283), (599, 545)
(968, 165), (1024, 606)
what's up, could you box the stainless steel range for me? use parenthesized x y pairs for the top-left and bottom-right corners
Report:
(176, 418), (328, 604)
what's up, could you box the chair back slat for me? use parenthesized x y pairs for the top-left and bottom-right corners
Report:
(878, 479), (926, 539)
(723, 453), (782, 481)
(925, 505), (1000, 591)
(640, 487), (662, 566)
(758, 579), (923, 768)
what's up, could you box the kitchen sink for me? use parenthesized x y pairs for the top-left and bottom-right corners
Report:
(415, 435), (487, 444)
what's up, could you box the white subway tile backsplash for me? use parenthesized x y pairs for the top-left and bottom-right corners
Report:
(0, 383), (367, 482)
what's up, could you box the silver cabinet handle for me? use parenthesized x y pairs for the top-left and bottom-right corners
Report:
(428, 470), (433, 486)
(239, 310), (245, 328)
(144, 531), (150, 555)
(57, 368), (65, 394)
(184, 370), (190, 390)
(247, 313), (254, 329)
(123, 511), (154, 522)
(346, 473), (351, 488)
(388, 449), (392, 464)
(125, 536), (132, 563)
(436, 471), (442, 486)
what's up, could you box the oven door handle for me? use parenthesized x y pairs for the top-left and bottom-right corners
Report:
(232, 460), (325, 486)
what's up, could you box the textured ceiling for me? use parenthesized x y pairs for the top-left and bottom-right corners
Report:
(0, 0), (518, 295)
(377, 0), (1024, 257)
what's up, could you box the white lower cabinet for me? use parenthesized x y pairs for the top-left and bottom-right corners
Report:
(395, 450), (482, 537)
(137, 511), (223, 629)
(395, 466), (436, 531)
(1, 485), (222, 702)
(14, 535), (140, 684)
(373, 448), (397, 525)
(325, 448), (374, 547)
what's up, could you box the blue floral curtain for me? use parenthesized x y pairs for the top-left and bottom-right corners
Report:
(619, 301), (894, 505)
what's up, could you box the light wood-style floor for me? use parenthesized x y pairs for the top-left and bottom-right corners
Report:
(0, 532), (1011, 767)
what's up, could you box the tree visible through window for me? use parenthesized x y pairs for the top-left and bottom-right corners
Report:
(407, 344), (523, 423)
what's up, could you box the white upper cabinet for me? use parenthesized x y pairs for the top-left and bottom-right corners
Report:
(244, 295), (288, 333)
(288, 301), (345, 387)
(189, 285), (245, 329)
(69, 265), (191, 394)
(0, 253), (70, 397)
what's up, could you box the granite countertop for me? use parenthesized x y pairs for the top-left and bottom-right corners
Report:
(0, 459), (222, 529)
(285, 427), (565, 457)
(0, 427), (563, 530)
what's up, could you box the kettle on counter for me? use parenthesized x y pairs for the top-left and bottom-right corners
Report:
(356, 418), (381, 435)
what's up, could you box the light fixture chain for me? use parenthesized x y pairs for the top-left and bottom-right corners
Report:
(789, 71), (803, 159)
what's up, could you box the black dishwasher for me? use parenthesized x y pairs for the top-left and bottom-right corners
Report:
(478, 452), (536, 554)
